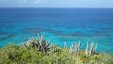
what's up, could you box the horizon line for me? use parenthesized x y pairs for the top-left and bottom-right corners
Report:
(0, 7), (113, 9)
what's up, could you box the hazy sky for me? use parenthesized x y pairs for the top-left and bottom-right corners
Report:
(0, 0), (113, 8)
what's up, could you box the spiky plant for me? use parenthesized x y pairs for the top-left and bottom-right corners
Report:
(77, 40), (81, 52)
(69, 41), (81, 54)
(64, 42), (67, 49)
(21, 34), (51, 53)
(85, 41), (89, 56)
(85, 42), (98, 56)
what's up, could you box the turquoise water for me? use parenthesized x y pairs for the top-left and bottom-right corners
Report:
(0, 8), (113, 53)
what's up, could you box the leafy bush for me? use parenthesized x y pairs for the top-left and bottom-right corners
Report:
(0, 43), (113, 64)
(0, 35), (113, 64)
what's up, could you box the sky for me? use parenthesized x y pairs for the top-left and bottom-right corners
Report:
(0, 0), (113, 8)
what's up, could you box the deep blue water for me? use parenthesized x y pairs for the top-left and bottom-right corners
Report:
(0, 8), (113, 53)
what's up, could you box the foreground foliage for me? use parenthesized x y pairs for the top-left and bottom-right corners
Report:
(0, 43), (113, 64)
(0, 34), (113, 64)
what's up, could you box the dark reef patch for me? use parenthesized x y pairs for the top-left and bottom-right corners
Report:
(56, 32), (90, 37)
(0, 32), (14, 40)
(23, 28), (63, 34)
(23, 27), (113, 40)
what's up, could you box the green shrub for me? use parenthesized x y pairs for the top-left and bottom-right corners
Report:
(0, 39), (113, 64)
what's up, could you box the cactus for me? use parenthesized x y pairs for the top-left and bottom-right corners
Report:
(84, 42), (98, 56)
(94, 43), (97, 53)
(77, 40), (81, 52)
(69, 41), (81, 54)
(89, 42), (93, 55)
(70, 43), (74, 53)
(64, 41), (67, 49)
(69, 41), (98, 56)
(21, 33), (51, 53)
(85, 41), (89, 56)
(74, 42), (77, 52)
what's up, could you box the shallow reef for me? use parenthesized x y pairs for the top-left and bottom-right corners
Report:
(0, 32), (14, 40)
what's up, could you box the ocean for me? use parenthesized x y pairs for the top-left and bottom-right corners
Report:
(0, 8), (113, 53)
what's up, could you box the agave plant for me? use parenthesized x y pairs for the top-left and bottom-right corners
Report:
(21, 33), (51, 52)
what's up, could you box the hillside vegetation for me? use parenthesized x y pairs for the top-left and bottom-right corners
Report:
(0, 34), (113, 64)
